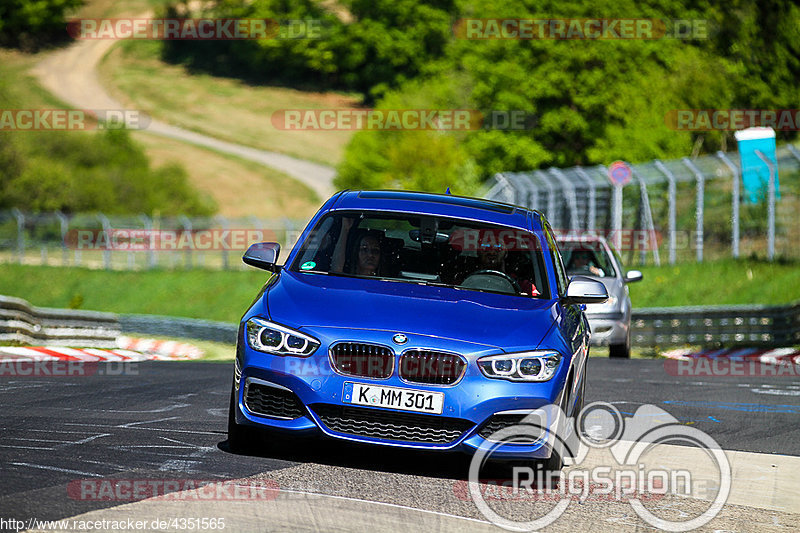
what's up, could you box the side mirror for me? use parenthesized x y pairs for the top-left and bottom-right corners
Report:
(243, 242), (281, 272)
(624, 270), (643, 283)
(563, 276), (608, 305)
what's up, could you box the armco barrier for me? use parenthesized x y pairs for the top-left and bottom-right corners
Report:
(118, 314), (238, 344)
(0, 295), (120, 347)
(631, 301), (800, 348)
(2, 295), (798, 349)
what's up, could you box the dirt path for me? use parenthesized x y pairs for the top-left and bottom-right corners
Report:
(31, 36), (335, 200)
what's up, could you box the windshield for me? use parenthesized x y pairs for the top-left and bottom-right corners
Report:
(560, 240), (618, 278)
(290, 211), (549, 298)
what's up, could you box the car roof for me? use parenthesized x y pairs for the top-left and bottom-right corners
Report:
(330, 190), (539, 231)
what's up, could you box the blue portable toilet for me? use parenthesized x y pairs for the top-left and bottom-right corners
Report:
(735, 127), (779, 204)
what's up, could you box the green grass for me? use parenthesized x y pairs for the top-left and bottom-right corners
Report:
(99, 39), (359, 167)
(1, 259), (797, 327)
(0, 264), (270, 322)
(186, 339), (235, 362)
(628, 258), (800, 308)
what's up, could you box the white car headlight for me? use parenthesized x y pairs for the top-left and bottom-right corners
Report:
(246, 318), (319, 357)
(477, 351), (562, 382)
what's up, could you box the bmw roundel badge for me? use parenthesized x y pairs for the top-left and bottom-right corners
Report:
(392, 333), (408, 345)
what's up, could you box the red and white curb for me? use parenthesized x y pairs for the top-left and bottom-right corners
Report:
(0, 337), (204, 362)
(116, 336), (204, 360)
(662, 346), (800, 365)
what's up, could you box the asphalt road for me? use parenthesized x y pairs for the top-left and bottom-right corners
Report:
(1, 359), (798, 529)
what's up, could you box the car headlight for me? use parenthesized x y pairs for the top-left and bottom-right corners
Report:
(477, 351), (562, 382)
(246, 318), (319, 357)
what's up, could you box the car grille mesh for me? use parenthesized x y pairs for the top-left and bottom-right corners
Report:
(478, 414), (544, 444)
(245, 383), (305, 419)
(311, 404), (473, 444)
(399, 350), (466, 385)
(329, 342), (394, 379)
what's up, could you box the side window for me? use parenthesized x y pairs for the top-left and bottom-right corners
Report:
(543, 219), (568, 297)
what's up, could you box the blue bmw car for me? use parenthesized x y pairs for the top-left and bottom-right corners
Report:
(228, 190), (607, 470)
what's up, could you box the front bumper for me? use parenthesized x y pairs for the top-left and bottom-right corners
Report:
(585, 313), (628, 346)
(234, 329), (570, 460)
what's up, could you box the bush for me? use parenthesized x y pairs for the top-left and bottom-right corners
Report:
(0, 129), (216, 215)
(0, 0), (83, 50)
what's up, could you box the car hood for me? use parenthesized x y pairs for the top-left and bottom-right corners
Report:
(264, 271), (558, 352)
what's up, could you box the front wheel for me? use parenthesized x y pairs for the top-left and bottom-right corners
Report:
(227, 383), (263, 454)
(609, 329), (631, 359)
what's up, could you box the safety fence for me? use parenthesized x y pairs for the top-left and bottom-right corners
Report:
(484, 143), (800, 265)
(0, 212), (306, 271)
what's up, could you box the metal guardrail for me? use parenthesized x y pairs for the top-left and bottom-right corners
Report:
(0, 295), (120, 348)
(631, 301), (800, 348)
(118, 314), (238, 344)
(2, 295), (798, 349)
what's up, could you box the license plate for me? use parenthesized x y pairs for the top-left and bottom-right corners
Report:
(343, 382), (444, 415)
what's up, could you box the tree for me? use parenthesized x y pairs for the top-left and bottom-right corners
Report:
(0, 0), (83, 50)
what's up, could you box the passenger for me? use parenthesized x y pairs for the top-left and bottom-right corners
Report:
(330, 217), (382, 276)
(354, 233), (381, 276)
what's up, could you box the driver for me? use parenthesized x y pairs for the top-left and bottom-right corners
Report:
(567, 250), (603, 277)
(464, 235), (539, 296)
(477, 239), (506, 270)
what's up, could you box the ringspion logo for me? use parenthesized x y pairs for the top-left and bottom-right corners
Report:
(468, 402), (731, 531)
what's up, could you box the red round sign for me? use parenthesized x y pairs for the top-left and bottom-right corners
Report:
(608, 161), (632, 186)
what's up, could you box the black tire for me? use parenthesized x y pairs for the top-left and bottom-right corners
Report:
(609, 329), (631, 359)
(226, 384), (262, 454)
(539, 442), (564, 486)
(536, 385), (570, 481)
(562, 362), (588, 460)
(574, 359), (587, 417)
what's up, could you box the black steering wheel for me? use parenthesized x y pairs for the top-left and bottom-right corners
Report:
(461, 269), (521, 294)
